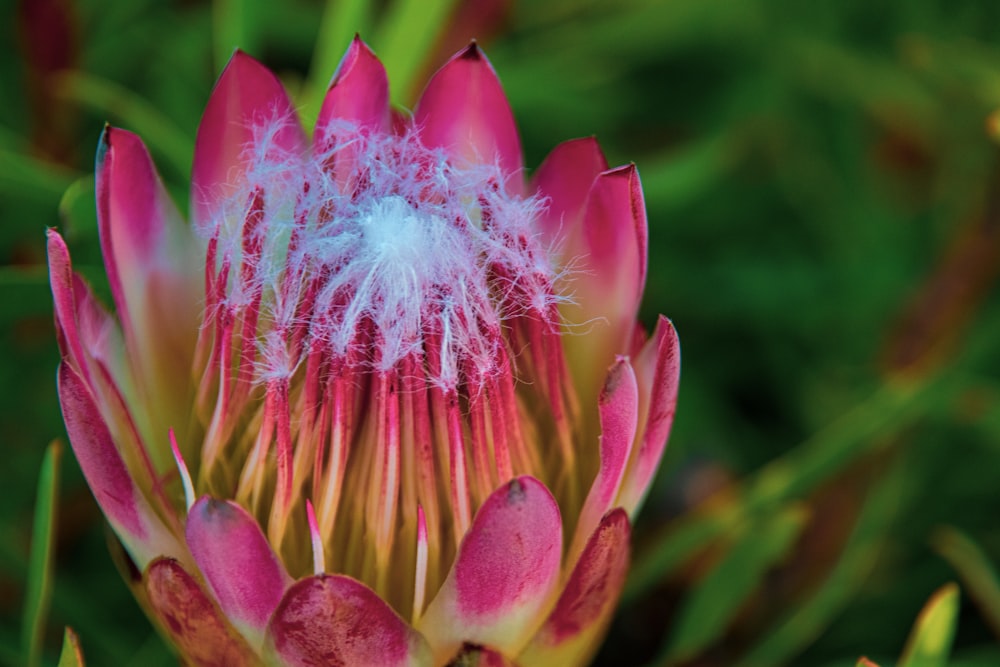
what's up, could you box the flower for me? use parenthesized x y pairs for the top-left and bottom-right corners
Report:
(49, 37), (679, 666)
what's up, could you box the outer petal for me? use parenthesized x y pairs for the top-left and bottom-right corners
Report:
(561, 165), (648, 408)
(57, 362), (180, 568)
(263, 574), (432, 667)
(315, 36), (391, 146)
(191, 50), (306, 228)
(145, 558), (257, 667)
(617, 316), (681, 515)
(414, 43), (522, 179)
(531, 137), (608, 246)
(186, 496), (292, 649)
(568, 358), (638, 564)
(96, 128), (200, 469)
(520, 509), (631, 667)
(47, 231), (89, 381)
(418, 477), (562, 663)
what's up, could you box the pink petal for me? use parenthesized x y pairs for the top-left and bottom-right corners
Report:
(191, 50), (306, 228)
(418, 476), (562, 662)
(145, 558), (257, 666)
(57, 362), (179, 568)
(531, 137), (608, 246)
(561, 164), (649, 408)
(414, 43), (522, 180)
(264, 574), (432, 667)
(521, 509), (631, 665)
(618, 316), (681, 515)
(315, 36), (391, 146)
(568, 358), (638, 564)
(186, 496), (292, 648)
(95, 128), (200, 453)
(580, 164), (648, 341)
(96, 127), (194, 341)
(47, 230), (87, 380)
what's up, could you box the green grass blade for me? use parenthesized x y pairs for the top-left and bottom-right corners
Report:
(213, 0), (258, 72)
(21, 441), (63, 667)
(373, 0), (461, 106)
(898, 583), (961, 667)
(932, 526), (1000, 640)
(56, 627), (85, 667)
(660, 504), (808, 663)
(626, 377), (958, 604)
(733, 458), (906, 666)
(301, 0), (373, 127)
(50, 72), (193, 178)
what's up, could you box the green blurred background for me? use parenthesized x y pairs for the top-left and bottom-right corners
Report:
(2, 0), (1000, 665)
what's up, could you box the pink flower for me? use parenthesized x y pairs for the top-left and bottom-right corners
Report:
(49, 38), (679, 666)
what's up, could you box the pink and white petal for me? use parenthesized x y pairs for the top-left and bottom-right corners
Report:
(520, 509), (631, 667)
(561, 165), (649, 408)
(57, 363), (181, 568)
(617, 316), (680, 515)
(96, 128), (201, 467)
(418, 477), (562, 663)
(191, 50), (306, 228)
(264, 574), (432, 667)
(315, 36), (391, 146)
(530, 137), (608, 248)
(145, 558), (258, 666)
(447, 644), (518, 666)
(96, 127), (199, 344)
(47, 230), (88, 379)
(186, 496), (292, 649)
(414, 43), (522, 181)
(568, 358), (638, 565)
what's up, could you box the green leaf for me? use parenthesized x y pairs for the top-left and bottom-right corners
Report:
(49, 72), (193, 179)
(301, 0), (374, 127)
(373, 0), (462, 106)
(56, 627), (85, 667)
(661, 504), (808, 663)
(733, 458), (906, 666)
(0, 147), (78, 202)
(59, 176), (99, 243)
(626, 377), (960, 605)
(898, 583), (961, 667)
(213, 0), (259, 73)
(932, 526), (1000, 639)
(21, 441), (63, 667)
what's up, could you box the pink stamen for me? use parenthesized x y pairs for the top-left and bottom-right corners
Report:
(169, 428), (195, 510)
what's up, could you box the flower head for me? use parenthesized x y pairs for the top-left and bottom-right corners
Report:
(49, 38), (679, 666)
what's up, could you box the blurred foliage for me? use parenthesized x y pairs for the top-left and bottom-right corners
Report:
(1, 0), (1000, 665)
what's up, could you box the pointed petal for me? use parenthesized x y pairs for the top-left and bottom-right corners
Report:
(561, 164), (649, 408)
(414, 43), (522, 179)
(315, 36), (391, 146)
(418, 477), (562, 662)
(568, 358), (638, 564)
(531, 137), (608, 246)
(264, 574), (432, 667)
(618, 316), (681, 515)
(145, 558), (257, 666)
(57, 362), (179, 568)
(96, 127), (197, 341)
(192, 50), (306, 228)
(186, 496), (292, 648)
(520, 509), (631, 667)
(47, 231), (87, 378)
(96, 128), (200, 461)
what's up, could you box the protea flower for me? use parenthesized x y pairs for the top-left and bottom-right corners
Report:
(48, 37), (679, 666)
